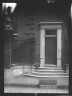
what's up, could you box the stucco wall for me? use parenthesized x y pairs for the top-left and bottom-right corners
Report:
(4, 2), (69, 68)
(61, 19), (69, 69)
(11, 11), (69, 68)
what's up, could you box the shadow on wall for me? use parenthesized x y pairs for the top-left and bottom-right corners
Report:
(61, 22), (69, 70)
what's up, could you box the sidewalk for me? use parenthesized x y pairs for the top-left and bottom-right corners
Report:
(4, 86), (69, 93)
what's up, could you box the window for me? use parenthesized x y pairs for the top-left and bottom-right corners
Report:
(45, 30), (57, 35)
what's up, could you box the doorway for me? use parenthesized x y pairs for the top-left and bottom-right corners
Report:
(40, 22), (62, 69)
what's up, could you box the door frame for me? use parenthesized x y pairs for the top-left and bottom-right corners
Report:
(39, 22), (62, 69)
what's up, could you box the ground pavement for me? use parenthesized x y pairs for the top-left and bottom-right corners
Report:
(4, 86), (68, 93)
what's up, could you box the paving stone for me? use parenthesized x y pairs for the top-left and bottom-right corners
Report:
(4, 86), (69, 93)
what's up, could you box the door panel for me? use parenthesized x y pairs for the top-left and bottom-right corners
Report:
(45, 37), (57, 64)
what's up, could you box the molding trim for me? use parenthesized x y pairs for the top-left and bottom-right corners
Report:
(40, 23), (62, 68)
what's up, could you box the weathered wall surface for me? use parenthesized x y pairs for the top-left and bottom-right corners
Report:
(4, 1), (69, 68)
(11, 11), (69, 68)
(61, 17), (69, 69)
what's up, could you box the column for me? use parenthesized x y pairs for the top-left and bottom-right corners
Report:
(57, 28), (62, 69)
(40, 29), (45, 67)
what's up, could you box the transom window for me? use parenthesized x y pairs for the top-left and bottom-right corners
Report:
(45, 30), (57, 35)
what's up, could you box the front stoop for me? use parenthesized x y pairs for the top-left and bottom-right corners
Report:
(30, 66), (69, 90)
(4, 65), (69, 91)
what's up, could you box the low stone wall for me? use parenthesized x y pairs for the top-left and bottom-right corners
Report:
(4, 67), (39, 86)
(4, 65), (35, 77)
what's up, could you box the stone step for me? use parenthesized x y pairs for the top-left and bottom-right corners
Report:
(44, 64), (57, 67)
(25, 74), (69, 86)
(32, 73), (68, 76)
(38, 67), (62, 70)
(32, 71), (68, 75)
(36, 69), (64, 73)
(28, 74), (69, 78)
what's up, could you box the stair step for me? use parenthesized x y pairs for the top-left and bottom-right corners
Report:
(33, 71), (67, 75)
(38, 67), (62, 70)
(32, 73), (68, 76)
(44, 64), (57, 67)
(37, 69), (64, 73)
(28, 74), (69, 78)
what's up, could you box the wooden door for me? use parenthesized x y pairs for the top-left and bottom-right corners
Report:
(45, 30), (57, 65)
